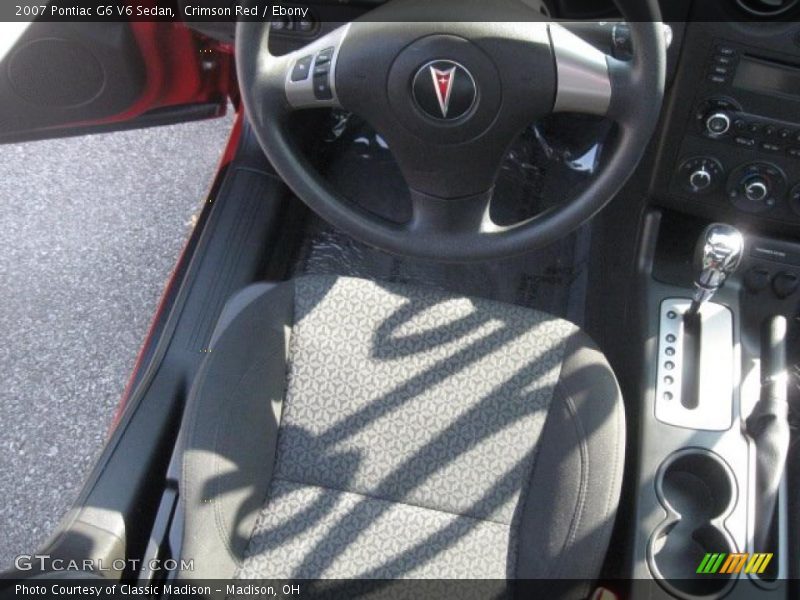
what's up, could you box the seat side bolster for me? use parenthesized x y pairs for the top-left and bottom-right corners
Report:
(179, 281), (295, 579)
(515, 331), (625, 590)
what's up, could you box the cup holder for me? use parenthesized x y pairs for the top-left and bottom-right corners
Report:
(648, 449), (738, 599)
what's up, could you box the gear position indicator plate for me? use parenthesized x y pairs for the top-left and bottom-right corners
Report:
(656, 298), (734, 431)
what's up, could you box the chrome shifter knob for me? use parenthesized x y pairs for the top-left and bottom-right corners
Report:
(689, 223), (744, 314)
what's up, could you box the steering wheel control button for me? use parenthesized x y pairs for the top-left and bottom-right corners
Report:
(412, 60), (477, 121)
(313, 75), (333, 100)
(291, 55), (313, 82)
(316, 47), (334, 65)
(310, 47), (336, 100)
(283, 24), (350, 109)
(311, 48), (335, 100)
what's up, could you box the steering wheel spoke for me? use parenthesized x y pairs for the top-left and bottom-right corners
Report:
(549, 23), (613, 117)
(407, 190), (495, 236)
(550, 21), (666, 131)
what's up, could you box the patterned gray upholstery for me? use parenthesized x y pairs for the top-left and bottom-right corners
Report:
(179, 275), (625, 584)
(237, 479), (512, 579)
(237, 276), (574, 578)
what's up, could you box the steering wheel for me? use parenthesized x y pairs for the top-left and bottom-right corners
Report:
(236, 0), (665, 261)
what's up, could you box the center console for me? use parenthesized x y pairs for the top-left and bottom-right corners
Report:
(631, 15), (800, 596)
(632, 212), (793, 599)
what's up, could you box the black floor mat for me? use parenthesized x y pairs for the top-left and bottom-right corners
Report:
(292, 217), (590, 324)
(291, 112), (610, 324)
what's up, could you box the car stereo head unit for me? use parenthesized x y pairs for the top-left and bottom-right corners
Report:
(663, 38), (800, 225)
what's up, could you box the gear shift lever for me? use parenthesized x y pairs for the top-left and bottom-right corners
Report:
(686, 223), (744, 317)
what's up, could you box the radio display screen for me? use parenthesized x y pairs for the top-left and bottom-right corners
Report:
(734, 56), (800, 99)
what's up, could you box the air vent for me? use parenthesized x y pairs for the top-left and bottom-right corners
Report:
(735, 0), (799, 17)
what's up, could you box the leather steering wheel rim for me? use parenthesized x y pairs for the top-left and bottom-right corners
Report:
(236, 0), (665, 262)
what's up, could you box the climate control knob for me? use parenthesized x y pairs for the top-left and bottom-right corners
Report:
(677, 157), (724, 195)
(726, 162), (787, 214)
(744, 177), (769, 203)
(689, 167), (713, 191)
(705, 111), (731, 136)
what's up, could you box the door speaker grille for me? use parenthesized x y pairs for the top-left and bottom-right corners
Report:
(8, 38), (105, 108)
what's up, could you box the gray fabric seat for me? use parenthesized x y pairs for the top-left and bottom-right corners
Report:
(179, 275), (625, 584)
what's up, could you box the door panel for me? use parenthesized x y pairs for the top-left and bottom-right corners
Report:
(0, 21), (231, 143)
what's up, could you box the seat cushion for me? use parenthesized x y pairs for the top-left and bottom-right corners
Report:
(179, 276), (625, 584)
